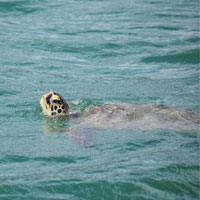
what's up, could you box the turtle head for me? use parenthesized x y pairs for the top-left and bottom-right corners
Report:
(40, 92), (70, 117)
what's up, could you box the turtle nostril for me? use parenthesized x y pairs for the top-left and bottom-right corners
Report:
(51, 112), (56, 116)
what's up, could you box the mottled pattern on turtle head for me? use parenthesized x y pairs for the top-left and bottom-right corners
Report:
(40, 92), (70, 117)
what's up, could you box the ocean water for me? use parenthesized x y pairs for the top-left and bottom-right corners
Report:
(0, 0), (199, 199)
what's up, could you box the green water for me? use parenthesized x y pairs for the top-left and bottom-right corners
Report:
(0, 0), (199, 199)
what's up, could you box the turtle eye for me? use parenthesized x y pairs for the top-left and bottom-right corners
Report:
(53, 100), (61, 104)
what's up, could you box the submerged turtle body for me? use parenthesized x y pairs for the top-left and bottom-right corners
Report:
(78, 102), (200, 131)
(40, 92), (200, 131)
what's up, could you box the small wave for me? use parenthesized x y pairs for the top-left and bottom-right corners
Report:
(154, 13), (197, 19)
(0, 155), (89, 164)
(142, 177), (198, 199)
(0, 184), (30, 195)
(0, 155), (29, 163)
(0, 0), (43, 15)
(36, 180), (144, 198)
(142, 49), (200, 64)
(0, 90), (19, 97)
(0, 1), (26, 12)
(185, 37), (200, 43)
(146, 25), (180, 31)
(33, 156), (76, 164)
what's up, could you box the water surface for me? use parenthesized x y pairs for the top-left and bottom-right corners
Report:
(0, 0), (199, 199)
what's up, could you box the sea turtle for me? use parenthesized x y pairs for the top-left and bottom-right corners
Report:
(40, 92), (200, 132)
